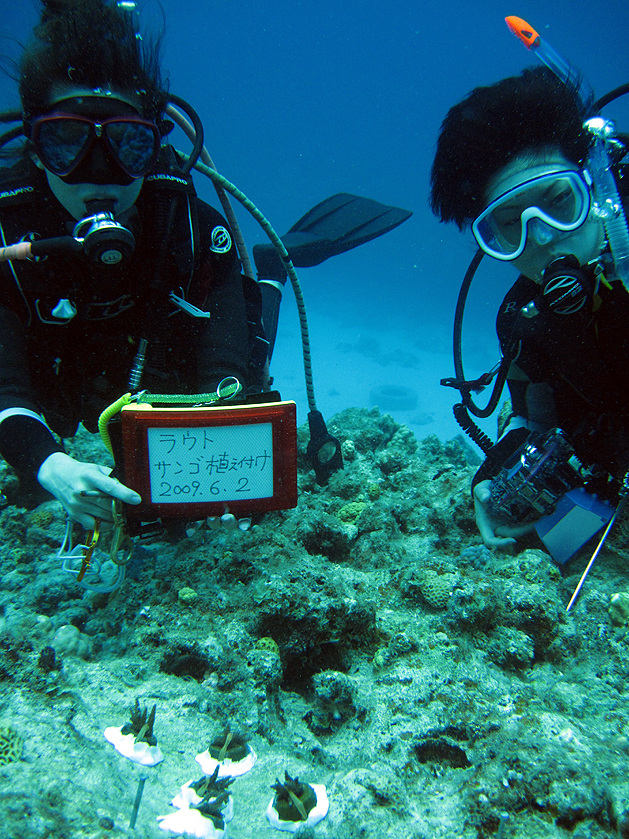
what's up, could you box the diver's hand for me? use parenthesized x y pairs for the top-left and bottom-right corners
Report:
(37, 452), (141, 530)
(474, 480), (535, 549)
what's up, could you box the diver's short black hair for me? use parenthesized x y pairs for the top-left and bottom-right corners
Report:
(19, 0), (168, 121)
(430, 66), (592, 229)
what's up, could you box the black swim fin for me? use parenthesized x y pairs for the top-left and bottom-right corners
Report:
(253, 193), (412, 360)
(252, 193), (411, 487)
(253, 192), (412, 276)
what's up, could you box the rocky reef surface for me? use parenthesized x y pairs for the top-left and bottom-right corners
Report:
(0, 407), (628, 839)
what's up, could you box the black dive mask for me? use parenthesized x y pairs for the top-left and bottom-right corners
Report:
(54, 135), (138, 186)
(29, 97), (160, 186)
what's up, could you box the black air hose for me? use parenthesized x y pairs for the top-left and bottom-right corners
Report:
(453, 403), (494, 455)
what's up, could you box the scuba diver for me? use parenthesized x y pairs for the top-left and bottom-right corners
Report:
(0, 0), (258, 530)
(0, 0), (412, 545)
(430, 39), (629, 562)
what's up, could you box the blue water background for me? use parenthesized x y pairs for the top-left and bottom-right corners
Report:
(2, 0), (628, 442)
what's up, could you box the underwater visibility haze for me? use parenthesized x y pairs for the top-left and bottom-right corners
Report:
(0, 1), (628, 837)
(2, 0), (627, 439)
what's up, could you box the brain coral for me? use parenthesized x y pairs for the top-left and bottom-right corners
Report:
(0, 726), (23, 765)
(255, 637), (280, 656)
(28, 508), (55, 528)
(420, 570), (453, 609)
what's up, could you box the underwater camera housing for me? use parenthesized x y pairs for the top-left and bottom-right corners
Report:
(488, 428), (585, 524)
(111, 397), (297, 535)
(489, 427), (615, 564)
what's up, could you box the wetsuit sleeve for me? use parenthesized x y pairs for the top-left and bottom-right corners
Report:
(0, 415), (63, 476)
(0, 305), (64, 476)
(0, 304), (39, 413)
(194, 208), (249, 390)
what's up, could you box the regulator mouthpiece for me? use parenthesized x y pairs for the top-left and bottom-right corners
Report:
(540, 255), (593, 315)
(73, 199), (135, 266)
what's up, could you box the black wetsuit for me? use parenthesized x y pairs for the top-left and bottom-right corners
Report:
(474, 271), (629, 490)
(0, 150), (253, 482)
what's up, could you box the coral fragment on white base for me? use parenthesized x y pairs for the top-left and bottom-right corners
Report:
(103, 726), (164, 766)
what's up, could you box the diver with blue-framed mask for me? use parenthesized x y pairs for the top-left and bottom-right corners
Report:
(471, 167), (594, 265)
(431, 21), (629, 584)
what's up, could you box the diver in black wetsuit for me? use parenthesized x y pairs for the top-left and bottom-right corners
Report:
(430, 67), (629, 551)
(0, 0), (259, 529)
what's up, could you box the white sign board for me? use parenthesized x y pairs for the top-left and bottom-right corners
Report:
(147, 422), (273, 504)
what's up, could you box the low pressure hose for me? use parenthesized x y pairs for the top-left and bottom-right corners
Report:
(453, 403), (494, 455)
(178, 152), (318, 414)
(165, 94), (204, 176)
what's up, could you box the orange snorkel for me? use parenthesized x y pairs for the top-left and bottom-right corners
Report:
(505, 15), (584, 96)
(505, 15), (539, 48)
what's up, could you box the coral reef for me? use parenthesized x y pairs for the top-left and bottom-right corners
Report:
(0, 725), (23, 765)
(609, 592), (629, 626)
(417, 568), (454, 608)
(0, 408), (627, 838)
